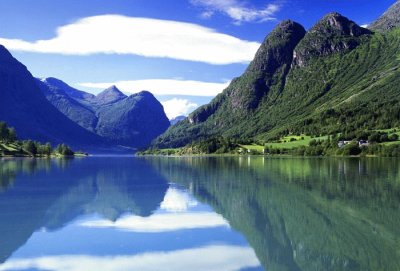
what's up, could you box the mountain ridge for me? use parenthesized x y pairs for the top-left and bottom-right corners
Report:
(38, 78), (170, 148)
(369, 0), (400, 32)
(153, 6), (400, 148)
(0, 45), (107, 150)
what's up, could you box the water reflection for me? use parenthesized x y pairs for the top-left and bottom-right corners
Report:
(149, 157), (400, 271)
(0, 158), (169, 264)
(0, 157), (399, 271)
(0, 245), (259, 271)
(0, 157), (260, 271)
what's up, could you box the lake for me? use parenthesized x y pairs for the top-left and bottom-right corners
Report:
(0, 156), (399, 271)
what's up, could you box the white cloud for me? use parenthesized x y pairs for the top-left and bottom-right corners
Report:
(161, 99), (198, 119)
(80, 79), (229, 97)
(191, 0), (280, 24)
(80, 212), (229, 232)
(160, 187), (198, 211)
(361, 23), (369, 28)
(0, 15), (260, 65)
(0, 245), (260, 271)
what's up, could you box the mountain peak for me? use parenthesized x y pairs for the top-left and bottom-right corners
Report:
(312, 12), (371, 37)
(188, 20), (306, 123)
(0, 44), (28, 73)
(40, 77), (95, 100)
(107, 85), (119, 91)
(102, 85), (123, 94)
(126, 90), (158, 103)
(293, 12), (371, 67)
(0, 45), (14, 60)
(136, 90), (154, 97)
(95, 85), (127, 105)
(369, 1), (400, 32)
(246, 19), (306, 74)
(42, 77), (63, 84)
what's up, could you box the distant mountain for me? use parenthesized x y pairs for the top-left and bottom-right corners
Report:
(154, 6), (400, 148)
(170, 115), (186, 125)
(95, 91), (170, 147)
(38, 78), (170, 148)
(37, 78), (98, 132)
(42, 77), (95, 101)
(0, 45), (105, 150)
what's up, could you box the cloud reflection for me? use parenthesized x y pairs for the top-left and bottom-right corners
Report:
(0, 245), (260, 271)
(160, 187), (198, 212)
(80, 212), (229, 232)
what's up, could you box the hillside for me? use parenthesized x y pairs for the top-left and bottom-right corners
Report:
(153, 2), (400, 148)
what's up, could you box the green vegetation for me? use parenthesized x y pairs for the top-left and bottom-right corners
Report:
(139, 137), (238, 155)
(142, 128), (400, 157)
(0, 121), (80, 157)
(152, 13), (400, 152)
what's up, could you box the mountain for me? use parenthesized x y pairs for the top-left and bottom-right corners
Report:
(170, 115), (186, 125)
(41, 77), (95, 101)
(37, 78), (98, 132)
(293, 12), (371, 67)
(369, 0), (400, 32)
(0, 45), (105, 149)
(154, 7), (400, 148)
(38, 78), (170, 148)
(95, 91), (170, 147)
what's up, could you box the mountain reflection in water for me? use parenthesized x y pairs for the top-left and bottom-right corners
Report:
(0, 156), (399, 271)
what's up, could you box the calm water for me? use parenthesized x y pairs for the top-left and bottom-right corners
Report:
(0, 157), (399, 271)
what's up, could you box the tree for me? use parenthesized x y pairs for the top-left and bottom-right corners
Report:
(23, 140), (37, 155)
(342, 143), (362, 156)
(7, 128), (17, 142)
(0, 122), (8, 140)
(55, 144), (74, 156)
(368, 132), (381, 143)
(389, 134), (399, 141)
(44, 143), (52, 156)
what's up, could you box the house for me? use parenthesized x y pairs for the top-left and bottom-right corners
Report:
(358, 140), (369, 147)
(338, 140), (369, 148)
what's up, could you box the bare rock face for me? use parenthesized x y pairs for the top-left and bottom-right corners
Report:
(293, 12), (371, 67)
(370, 1), (400, 32)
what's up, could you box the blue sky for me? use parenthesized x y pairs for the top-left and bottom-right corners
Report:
(0, 0), (395, 118)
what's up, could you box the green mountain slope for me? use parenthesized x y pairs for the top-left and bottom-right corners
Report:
(154, 4), (400, 148)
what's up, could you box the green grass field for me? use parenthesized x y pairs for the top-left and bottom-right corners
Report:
(241, 135), (328, 151)
(381, 141), (400, 146)
(373, 128), (400, 145)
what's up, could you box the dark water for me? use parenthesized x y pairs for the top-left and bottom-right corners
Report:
(0, 157), (399, 271)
